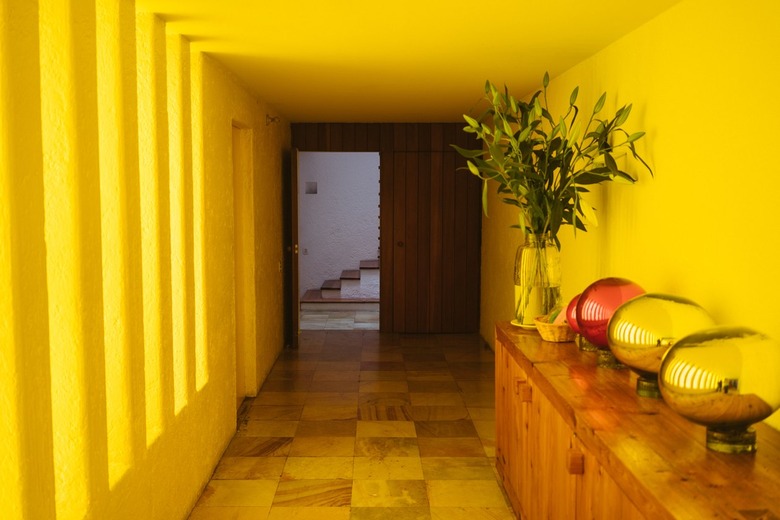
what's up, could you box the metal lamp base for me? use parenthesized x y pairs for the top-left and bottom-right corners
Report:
(706, 427), (757, 454)
(597, 348), (627, 369)
(636, 376), (662, 399)
(577, 335), (599, 352)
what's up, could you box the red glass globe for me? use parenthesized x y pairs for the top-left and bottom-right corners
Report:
(566, 293), (582, 334)
(576, 278), (645, 347)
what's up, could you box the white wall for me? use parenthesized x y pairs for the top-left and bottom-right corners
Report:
(298, 152), (380, 297)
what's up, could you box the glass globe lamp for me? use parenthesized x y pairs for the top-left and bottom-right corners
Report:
(567, 293), (596, 352)
(658, 326), (780, 453)
(607, 294), (714, 398)
(577, 277), (645, 367)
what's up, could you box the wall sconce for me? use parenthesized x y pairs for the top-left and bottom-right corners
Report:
(266, 114), (280, 125)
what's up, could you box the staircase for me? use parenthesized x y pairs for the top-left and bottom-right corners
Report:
(301, 259), (379, 311)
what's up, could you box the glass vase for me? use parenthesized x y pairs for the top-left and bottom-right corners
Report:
(512, 233), (561, 328)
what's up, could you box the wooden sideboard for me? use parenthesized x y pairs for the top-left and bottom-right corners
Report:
(494, 321), (780, 519)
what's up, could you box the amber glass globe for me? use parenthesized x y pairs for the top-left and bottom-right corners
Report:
(659, 326), (780, 453)
(607, 294), (714, 398)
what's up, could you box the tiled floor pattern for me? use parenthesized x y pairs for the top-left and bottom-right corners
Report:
(189, 330), (515, 520)
(300, 310), (380, 330)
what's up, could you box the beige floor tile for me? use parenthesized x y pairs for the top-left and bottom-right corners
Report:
(317, 361), (362, 371)
(213, 457), (287, 480)
(359, 370), (407, 381)
(351, 480), (429, 507)
(237, 420), (298, 437)
(253, 392), (309, 406)
(190, 331), (504, 520)
(429, 507), (515, 520)
(312, 370), (360, 382)
(272, 479), (352, 507)
(353, 456), (424, 479)
(420, 457), (496, 480)
(355, 437), (420, 458)
(405, 370), (455, 382)
(266, 506), (350, 519)
(359, 380), (410, 393)
(356, 420), (417, 438)
(357, 404), (413, 421)
(427, 480), (509, 508)
(417, 437), (486, 458)
(281, 457), (354, 480)
(300, 405), (357, 421)
(224, 437), (292, 457)
(414, 420), (478, 438)
(409, 406), (469, 421)
(295, 420), (357, 437)
(358, 392), (411, 406)
(247, 405), (303, 421)
(196, 480), (278, 507)
(466, 407), (496, 421)
(288, 436), (355, 457)
(310, 380), (360, 392)
(188, 505), (271, 519)
(360, 352), (404, 362)
(410, 392), (465, 406)
(305, 392), (359, 406)
(350, 507), (432, 520)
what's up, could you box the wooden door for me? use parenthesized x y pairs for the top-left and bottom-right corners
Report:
(290, 123), (481, 334)
(382, 149), (480, 333)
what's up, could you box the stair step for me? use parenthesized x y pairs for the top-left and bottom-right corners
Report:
(359, 259), (379, 270)
(321, 279), (341, 290)
(341, 269), (361, 280)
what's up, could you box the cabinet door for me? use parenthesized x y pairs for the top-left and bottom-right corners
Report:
(527, 391), (577, 519)
(495, 340), (527, 517)
(575, 437), (645, 520)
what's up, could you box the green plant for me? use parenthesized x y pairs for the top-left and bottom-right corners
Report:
(453, 73), (652, 247)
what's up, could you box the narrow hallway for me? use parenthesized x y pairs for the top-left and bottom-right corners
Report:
(188, 330), (514, 519)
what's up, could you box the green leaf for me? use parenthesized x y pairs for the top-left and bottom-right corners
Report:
(615, 104), (632, 126)
(451, 145), (484, 159)
(463, 114), (479, 128)
(626, 131), (645, 143)
(604, 153), (618, 173)
(569, 86), (579, 106)
(543, 71), (550, 88)
(593, 92), (606, 114)
(481, 180), (489, 215)
(467, 161), (481, 176)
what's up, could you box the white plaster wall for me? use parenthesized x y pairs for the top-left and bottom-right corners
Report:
(298, 152), (380, 298)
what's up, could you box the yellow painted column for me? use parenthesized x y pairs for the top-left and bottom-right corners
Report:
(0, 1), (56, 518)
(96, 0), (146, 489)
(190, 50), (209, 391)
(137, 12), (174, 445)
(38, 0), (109, 517)
(166, 32), (195, 414)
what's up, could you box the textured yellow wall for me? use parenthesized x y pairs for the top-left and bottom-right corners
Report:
(0, 1), (288, 518)
(479, 0), (780, 429)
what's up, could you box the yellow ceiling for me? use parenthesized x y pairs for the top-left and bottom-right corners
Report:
(137, 0), (682, 122)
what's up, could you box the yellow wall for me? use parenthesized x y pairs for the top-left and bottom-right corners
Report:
(479, 0), (780, 429)
(0, 0), (289, 518)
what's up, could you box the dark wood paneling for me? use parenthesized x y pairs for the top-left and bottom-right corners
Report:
(290, 123), (480, 333)
(392, 153), (407, 332)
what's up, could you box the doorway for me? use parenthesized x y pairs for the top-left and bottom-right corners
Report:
(297, 152), (380, 331)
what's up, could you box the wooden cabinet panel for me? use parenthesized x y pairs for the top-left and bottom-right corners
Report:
(495, 322), (780, 520)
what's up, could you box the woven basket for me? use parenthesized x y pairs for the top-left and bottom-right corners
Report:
(534, 316), (577, 343)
